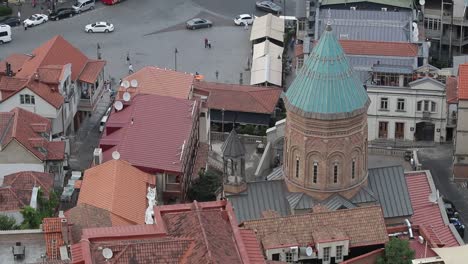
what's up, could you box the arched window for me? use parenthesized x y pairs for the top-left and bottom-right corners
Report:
(351, 159), (356, 179)
(313, 162), (318, 183)
(295, 157), (300, 178)
(333, 163), (339, 183)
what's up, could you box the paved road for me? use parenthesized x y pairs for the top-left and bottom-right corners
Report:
(418, 144), (468, 242)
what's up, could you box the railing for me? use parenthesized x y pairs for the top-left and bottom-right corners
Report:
(368, 147), (407, 157)
(211, 131), (266, 144)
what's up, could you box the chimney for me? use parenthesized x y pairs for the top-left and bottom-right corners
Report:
(60, 218), (70, 245)
(93, 148), (103, 166)
(5, 62), (12, 77)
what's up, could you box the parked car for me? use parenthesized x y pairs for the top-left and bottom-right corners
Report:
(234, 14), (254, 26)
(85, 21), (114, 33)
(0, 16), (21, 27)
(255, 1), (282, 14)
(99, 107), (112, 132)
(23, 14), (48, 27)
(72, 0), (95, 13)
(49, 8), (76, 21)
(0, 24), (12, 44)
(186, 18), (212, 30)
(449, 217), (465, 238)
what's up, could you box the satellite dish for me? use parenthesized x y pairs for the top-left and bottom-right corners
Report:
(114, 101), (123, 111)
(122, 80), (130, 89)
(306, 246), (313, 257)
(130, 79), (138, 88)
(102, 248), (113, 259)
(419, 0), (425, 6)
(123, 92), (131, 102)
(111, 151), (120, 160)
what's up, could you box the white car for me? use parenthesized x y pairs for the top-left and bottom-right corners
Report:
(23, 14), (48, 27)
(85, 21), (114, 33)
(234, 14), (254, 26)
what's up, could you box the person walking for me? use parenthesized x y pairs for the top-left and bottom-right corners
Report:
(204, 38), (208, 48)
(244, 21), (249, 30)
(128, 64), (134, 74)
(126, 53), (130, 65)
(207, 40), (212, 49)
(17, 10), (21, 20)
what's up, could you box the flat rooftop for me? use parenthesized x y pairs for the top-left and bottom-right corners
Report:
(0, 231), (46, 263)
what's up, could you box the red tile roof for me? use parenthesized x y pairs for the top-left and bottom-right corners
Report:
(0, 187), (25, 211)
(405, 172), (461, 247)
(15, 35), (88, 81)
(446, 76), (458, 104)
(0, 108), (65, 161)
(458, 64), (468, 100)
(66, 203), (113, 244)
(242, 206), (388, 249)
(37, 65), (64, 84)
(192, 142), (208, 179)
(0, 53), (30, 73)
(100, 94), (197, 173)
(78, 159), (154, 225)
(194, 81), (282, 114)
(117, 66), (194, 100)
(295, 40), (418, 57)
(42, 218), (69, 260)
(3, 171), (54, 198)
(79, 60), (106, 84)
(240, 229), (266, 264)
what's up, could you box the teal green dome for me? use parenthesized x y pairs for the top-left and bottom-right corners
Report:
(284, 25), (370, 120)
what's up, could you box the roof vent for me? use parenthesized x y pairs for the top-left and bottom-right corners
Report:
(102, 248), (113, 260)
(34, 72), (40, 80)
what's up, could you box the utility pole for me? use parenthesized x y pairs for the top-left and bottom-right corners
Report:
(174, 48), (178, 71)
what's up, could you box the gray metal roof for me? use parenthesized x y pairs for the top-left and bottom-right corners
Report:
(321, 194), (357, 210)
(221, 129), (245, 158)
(317, 9), (412, 42)
(368, 166), (413, 218)
(287, 192), (316, 210)
(227, 180), (291, 223)
(372, 64), (414, 74)
(266, 167), (284, 180)
(351, 186), (378, 204)
(347, 55), (415, 70)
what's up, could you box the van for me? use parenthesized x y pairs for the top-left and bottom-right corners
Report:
(0, 25), (12, 44)
(99, 107), (112, 132)
(72, 0), (95, 13)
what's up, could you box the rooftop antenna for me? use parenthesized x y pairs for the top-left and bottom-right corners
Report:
(122, 80), (130, 89)
(130, 79), (138, 88)
(114, 101), (123, 111)
(102, 248), (113, 261)
(111, 151), (120, 160)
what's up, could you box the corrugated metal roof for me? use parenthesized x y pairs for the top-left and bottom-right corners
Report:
(367, 166), (413, 218)
(266, 167), (284, 180)
(284, 25), (370, 119)
(372, 64), (414, 74)
(351, 186), (377, 203)
(348, 55), (415, 70)
(227, 180), (291, 223)
(320, 0), (413, 9)
(221, 130), (245, 158)
(321, 194), (357, 210)
(286, 193), (316, 210)
(317, 9), (412, 42)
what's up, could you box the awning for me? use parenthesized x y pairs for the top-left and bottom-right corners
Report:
(250, 40), (283, 86)
(210, 110), (271, 126)
(250, 13), (285, 44)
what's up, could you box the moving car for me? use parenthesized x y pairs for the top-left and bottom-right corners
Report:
(99, 107), (112, 132)
(255, 1), (282, 13)
(0, 16), (21, 27)
(102, 0), (127, 4)
(85, 21), (114, 33)
(23, 14), (48, 27)
(49, 8), (76, 21)
(234, 14), (254, 26)
(186, 18), (212, 30)
(0, 25), (12, 44)
(72, 0), (95, 13)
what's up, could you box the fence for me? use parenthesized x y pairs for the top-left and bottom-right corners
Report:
(368, 147), (407, 157)
(211, 131), (266, 144)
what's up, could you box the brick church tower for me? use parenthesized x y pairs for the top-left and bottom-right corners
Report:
(282, 24), (371, 200)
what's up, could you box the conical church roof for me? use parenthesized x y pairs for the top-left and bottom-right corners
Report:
(221, 129), (245, 159)
(284, 25), (370, 120)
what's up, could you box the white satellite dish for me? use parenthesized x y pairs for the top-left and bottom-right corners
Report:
(419, 0), (425, 6)
(305, 246), (313, 257)
(102, 248), (113, 259)
(114, 101), (123, 111)
(111, 151), (120, 160)
(122, 80), (130, 89)
(123, 92), (131, 102)
(130, 79), (138, 88)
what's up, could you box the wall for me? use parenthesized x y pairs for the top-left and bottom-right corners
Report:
(455, 100), (468, 157)
(0, 140), (42, 165)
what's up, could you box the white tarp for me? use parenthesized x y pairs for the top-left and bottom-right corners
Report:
(432, 245), (468, 264)
(250, 13), (285, 43)
(250, 40), (283, 86)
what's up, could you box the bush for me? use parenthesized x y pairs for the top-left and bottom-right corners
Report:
(188, 170), (222, 202)
(0, 6), (12, 16)
(0, 215), (18, 230)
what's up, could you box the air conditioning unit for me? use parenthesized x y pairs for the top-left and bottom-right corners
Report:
(350, 6), (356, 10)
(290, 246), (299, 261)
(93, 148), (103, 165)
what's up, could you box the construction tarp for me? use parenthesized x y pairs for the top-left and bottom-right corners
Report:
(250, 13), (285, 44)
(250, 40), (283, 86)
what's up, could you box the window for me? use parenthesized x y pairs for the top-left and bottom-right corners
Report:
(431, 101), (436, 112)
(285, 252), (293, 262)
(336, 245), (344, 261)
(333, 163), (338, 183)
(380, 98), (388, 110)
(351, 159), (356, 179)
(295, 158), (300, 178)
(298, 19), (306, 31)
(397, 98), (405, 111)
(298, 57), (304, 69)
(417, 101), (422, 111)
(417, 100), (437, 112)
(313, 162), (318, 183)
(323, 247), (331, 262)
(37, 147), (47, 154)
(0, 31), (7, 37)
(20, 94), (35, 105)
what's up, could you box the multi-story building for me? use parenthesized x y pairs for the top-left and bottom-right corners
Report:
(453, 64), (468, 181)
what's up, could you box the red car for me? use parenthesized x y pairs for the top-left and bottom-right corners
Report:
(102, 0), (126, 5)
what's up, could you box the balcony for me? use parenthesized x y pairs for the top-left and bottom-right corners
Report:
(78, 83), (104, 112)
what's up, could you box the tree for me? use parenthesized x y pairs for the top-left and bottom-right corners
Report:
(20, 206), (41, 229)
(0, 215), (18, 230)
(377, 238), (415, 264)
(188, 170), (222, 202)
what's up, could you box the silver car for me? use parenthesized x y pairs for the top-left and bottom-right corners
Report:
(186, 18), (213, 30)
(256, 1), (282, 13)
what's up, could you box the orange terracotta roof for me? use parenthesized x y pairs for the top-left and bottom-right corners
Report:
(78, 60), (106, 83)
(16, 35), (89, 81)
(458, 64), (468, 100)
(78, 159), (154, 225)
(42, 218), (68, 260)
(37, 65), (64, 84)
(446, 76), (458, 104)
(67, 203), (113, 244)
(0, 108), (64, 161)
(0, 53), (30, 73)
(0, 187), (25, 211)
(194, 81), (282, 114)
(240, 229), (266, 264)
(117, 66), (194, 100)
(242, 206), (388, 249)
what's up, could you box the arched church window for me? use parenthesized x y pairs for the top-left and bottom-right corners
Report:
(333, 163), (339, 183)
(313, 162), (318, 183)
(295, 158), (300, 178)
(351, 159), (356, 179)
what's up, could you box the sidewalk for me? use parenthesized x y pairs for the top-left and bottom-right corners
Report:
(6, 0), (74, 20)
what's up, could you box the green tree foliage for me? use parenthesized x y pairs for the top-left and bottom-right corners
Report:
(0, 215), (18, 230)
(377, 238), (415, 264)
(20, 206), (41, 229)
(20, 189), (59, 229)
(188, 170), (222, 202)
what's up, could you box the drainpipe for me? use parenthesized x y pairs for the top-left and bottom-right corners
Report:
(405, 219), (414, 239)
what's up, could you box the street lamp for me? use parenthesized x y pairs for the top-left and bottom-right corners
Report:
(174, 48), (178, 71)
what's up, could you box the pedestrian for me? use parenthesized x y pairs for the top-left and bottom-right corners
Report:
(215, 70), (219, 80)
(204, 38), (208, 48)
(128, 64), (134, 74)
(207, 40), (212, 49)
(244, 22), (249, 30)
(126, 53), (130, 65)
(24, 23), (27, 31)
(17, 10), (21, 20)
